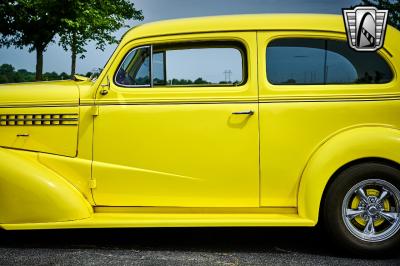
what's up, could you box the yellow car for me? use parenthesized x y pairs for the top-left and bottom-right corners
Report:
(1, 14), (400, 254)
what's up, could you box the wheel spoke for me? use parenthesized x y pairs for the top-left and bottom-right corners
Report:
(380, 212), (398, 224)
(356, 187), (369, 203)
(378, 189), (389, 204)
(346, 209), (364, 219)
(364, 218), (376, 236)
(341, 179), (400, 242)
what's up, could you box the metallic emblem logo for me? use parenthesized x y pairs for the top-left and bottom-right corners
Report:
(343, 6), (389, 52)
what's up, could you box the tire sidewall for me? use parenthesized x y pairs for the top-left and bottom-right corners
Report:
(324, 162), (400, 255)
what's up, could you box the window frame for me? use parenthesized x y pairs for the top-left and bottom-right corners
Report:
(113, 41), (248, 89)
(265, 37), (395, 86)
(114, 45), (153, 88)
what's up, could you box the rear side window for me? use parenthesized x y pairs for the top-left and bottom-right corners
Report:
(266, 38), (393, 85)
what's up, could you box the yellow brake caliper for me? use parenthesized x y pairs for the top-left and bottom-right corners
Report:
(351, 189), (390, 227)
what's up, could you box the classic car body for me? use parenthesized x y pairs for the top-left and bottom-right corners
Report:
(1, 15), (400, 252)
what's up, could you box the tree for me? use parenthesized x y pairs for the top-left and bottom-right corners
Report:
(0, 64), (14, 83)
(0, 63), (73, 84)
(0, 1), (74, 81)
(194, 77), (209, 84)
(0, 64), (14, 76)
(359, 0), (400, 30)
(60, 0), (143, 76)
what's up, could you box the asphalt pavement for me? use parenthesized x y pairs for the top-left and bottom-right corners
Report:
(0, 227), (399, 265)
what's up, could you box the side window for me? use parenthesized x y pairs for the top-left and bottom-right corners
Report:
(266, 39), (326, 84)
(266, 38), (393, 85)
(326, 40), (393, 84)
(153, 51), (166, 85)
(115, 46), (151, 86)
(155, 46), (244, 86)
(115, 42), (246, 88)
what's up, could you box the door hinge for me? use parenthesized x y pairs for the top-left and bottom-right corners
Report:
(92, 105), (99, 117)
(88, 179), (97, 189)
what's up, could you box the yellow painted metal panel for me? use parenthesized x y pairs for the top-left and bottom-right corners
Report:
(38, 153), (93, 203)
(93, 103), (259, 207)
(122, 15), (346, 45)
(76, 106), (96, 161)
(0, 149), (92, 224)
(1, 212), (314, 230)
(0, 80), (79, 107)
(298, 126), (400, 222)
(259, 101), (400, 207)
(94, 207), (297, 214)
(0, 107), (79, 157)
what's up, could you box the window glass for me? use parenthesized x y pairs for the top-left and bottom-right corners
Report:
(266, 38), (393, 85)
(266, 39), (325, 85)
(325, 48), (358, 84)
(153, 51), (166, 85)
(154, 46), (244, 86)
(115, 46), (151, 86)
(115, 43), (246, 88)
(326, 40), (393, 84)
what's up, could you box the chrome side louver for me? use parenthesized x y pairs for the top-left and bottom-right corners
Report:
(0, 114), (78, 126)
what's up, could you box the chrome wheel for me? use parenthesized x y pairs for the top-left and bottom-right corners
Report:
(342, 179), (400, 242)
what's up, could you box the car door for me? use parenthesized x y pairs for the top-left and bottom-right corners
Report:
(92, 32), (259, 207)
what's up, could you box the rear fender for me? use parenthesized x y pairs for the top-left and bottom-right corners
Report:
(298, 126), (400, 223)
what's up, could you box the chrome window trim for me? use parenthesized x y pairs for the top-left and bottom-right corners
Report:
(113, 45), (152, 88)
(114, 42), (248, 89)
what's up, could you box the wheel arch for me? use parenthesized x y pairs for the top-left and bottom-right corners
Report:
(298, 125), (400, 224)
(318, 157), (400, 224)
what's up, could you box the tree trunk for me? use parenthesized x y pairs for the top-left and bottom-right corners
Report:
(70, 32), (77, 77)
(35, 48), (44, 81)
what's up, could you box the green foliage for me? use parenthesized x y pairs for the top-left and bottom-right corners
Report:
(0, 1), (143, 80)
(0, 1), (76, 80)
(0, 1), (72, 51)
(59, 0), (143, 75)
(85, 72), (93, 78)
(0, 64), (71, 84)
(359, 0), (400, 29)
(166, 78), (239, 86)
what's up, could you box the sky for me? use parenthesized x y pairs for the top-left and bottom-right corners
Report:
(0, 0), (361, 74)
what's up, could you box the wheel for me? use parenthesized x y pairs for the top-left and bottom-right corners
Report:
(323, 162), (400, 255)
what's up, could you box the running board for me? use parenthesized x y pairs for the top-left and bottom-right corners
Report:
(1, 212), (315, 230)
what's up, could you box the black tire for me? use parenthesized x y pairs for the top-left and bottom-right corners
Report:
(323, 162), (400, 256)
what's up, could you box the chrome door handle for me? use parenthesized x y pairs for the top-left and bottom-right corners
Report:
(16, 133), (29, 137)
(100, 89), (109, 95)
(232, 110), (255, 115)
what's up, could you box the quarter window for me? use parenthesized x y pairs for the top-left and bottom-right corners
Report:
(115, 46), (151, 86)
(266, 38), (393, 85)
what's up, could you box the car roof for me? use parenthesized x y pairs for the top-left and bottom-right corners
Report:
(119, 14), (399, 59)
(122, 14), (345, 42)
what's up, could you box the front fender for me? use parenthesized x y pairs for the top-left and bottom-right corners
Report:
(298, 125), (400, 223)
(0, 148), (92, 224)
